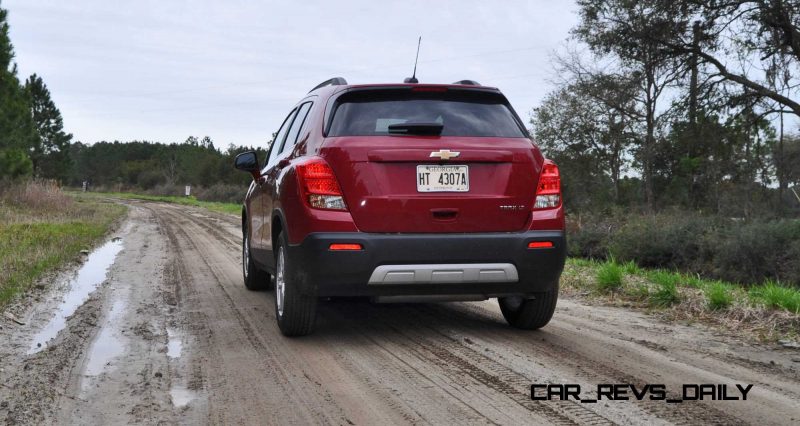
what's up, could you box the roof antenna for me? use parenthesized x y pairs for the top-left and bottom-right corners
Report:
(404, 37), (421, 83)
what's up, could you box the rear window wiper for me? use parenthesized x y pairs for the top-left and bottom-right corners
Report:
(387, 122), (443, 136)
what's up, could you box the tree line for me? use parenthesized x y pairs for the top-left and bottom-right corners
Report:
(530, 0), (800, 217)
(68, 138), (265, 191)
(0, 3), (72, 181)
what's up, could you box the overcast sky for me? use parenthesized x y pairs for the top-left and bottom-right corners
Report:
(4, 0), (579, 149)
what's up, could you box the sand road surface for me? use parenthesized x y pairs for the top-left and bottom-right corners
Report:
(1, 200), (799, 425)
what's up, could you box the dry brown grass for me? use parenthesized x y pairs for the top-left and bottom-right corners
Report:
(1, 179), (72, 210)
(653, 288), (800, 341)
(0, 180), (112, 225)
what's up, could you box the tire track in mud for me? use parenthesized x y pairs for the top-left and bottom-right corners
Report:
(158, 203), (559, 423)
(156, 203), (506, 424)
(155, 205), (358, 425)
(166, 206), (430, 425)
(155, 205), (300, 421)
(398, 303), (743, 425)
(326, 302), (610, 425)
(132, 201), (800, 425)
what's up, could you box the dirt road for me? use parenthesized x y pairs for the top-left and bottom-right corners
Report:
(1, 200), (799, 425)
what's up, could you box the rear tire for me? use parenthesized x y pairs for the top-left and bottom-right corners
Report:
(274, 231), (317, 336)
(242, 227), (270, 291)
(498, 283), (559, 330)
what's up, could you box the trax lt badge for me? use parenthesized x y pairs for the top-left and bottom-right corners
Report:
(500, 205), (526, 211)
(430, 149), (460, 160)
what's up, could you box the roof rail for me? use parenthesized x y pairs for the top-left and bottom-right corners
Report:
(452, 79), (481, 86)
(309, 77), (348, 93)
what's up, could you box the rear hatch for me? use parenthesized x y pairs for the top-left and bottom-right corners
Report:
(321, 86), (544, 233)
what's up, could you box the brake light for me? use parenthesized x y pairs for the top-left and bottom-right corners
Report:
(528, 241), (554, 249)
(296, 158), (347, 210)
(534, 159), (561, 209)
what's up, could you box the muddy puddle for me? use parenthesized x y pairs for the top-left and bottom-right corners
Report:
(166, 327), (194, 407)
(83, 297), (127, 376)
(167, 328), (182, 359)
(170, 385), (197, 408)
(27, 238), (124, 354)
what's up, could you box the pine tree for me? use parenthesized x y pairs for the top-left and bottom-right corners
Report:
(0, 2), (35, 179)
(25, 73), (73, 180)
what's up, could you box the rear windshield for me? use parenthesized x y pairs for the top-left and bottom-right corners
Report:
(327, 89), (526, 138)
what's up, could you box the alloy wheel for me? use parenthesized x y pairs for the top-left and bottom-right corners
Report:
(276, 247), (286, 317)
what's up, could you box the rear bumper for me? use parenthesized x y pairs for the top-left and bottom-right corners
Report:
(285, 231), (566, 298)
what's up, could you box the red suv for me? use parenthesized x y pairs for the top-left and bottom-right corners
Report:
(235, 78), (565, 336)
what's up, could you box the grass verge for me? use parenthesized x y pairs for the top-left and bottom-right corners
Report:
(85, 191), (241, 215)
(704, 281), (734, 311)
(596, 261), (623, 291)
(561, 258), (800, 340)
(1, 185), (126, 309)
(749, 281), (800, 314)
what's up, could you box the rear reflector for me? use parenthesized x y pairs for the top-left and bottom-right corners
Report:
(329, 243), (363, 251)
(527, 241), (554, 249)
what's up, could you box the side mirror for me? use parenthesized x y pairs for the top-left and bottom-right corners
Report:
(234, 151), (261, 179)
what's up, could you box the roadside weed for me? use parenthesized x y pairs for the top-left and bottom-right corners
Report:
(625, 282), (650, 301)
(648, 270), (681, 288)
(650, 278), (680, 307)
(622, 260), (640, 275)
(704, 281), (734, 310)
(749, 281), (800, 314)
(684, 274), (705, 288)
(597, 260), (623, 291)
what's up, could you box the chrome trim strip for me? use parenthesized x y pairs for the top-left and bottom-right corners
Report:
(367, 263), (518, 285)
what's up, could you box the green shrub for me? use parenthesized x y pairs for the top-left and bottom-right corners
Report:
(704, 281), (734, 310)
(568, 221), (612, 259)
(650, 278), (680, 307)
(684, 274), (705, 288)
(568, 257), (596, 267)
(597, 261), (623, 291)
(609, 213), (718, 270)
(749, 281), (800, 314)
(622, 260), (640, 275)
(569, 211), (800, 287)
(712, 220), (800, 286)
(648, 270), (682, 288)
(194, 183), (244, 204)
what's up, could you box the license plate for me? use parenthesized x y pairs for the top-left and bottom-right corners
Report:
(416, 165), (469, 192)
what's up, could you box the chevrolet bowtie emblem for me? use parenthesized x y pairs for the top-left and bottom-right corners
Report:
(429, 149), (461, 160)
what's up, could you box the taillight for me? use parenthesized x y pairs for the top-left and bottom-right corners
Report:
(296, 158), (347, 210)
(534, 159), (561, 209)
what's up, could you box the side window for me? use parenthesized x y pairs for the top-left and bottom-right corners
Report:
(266, 108), (298, 167)
(282, 102), (313, 152)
